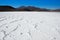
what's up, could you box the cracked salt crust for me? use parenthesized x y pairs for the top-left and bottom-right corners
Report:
(0, 12), (60, 40)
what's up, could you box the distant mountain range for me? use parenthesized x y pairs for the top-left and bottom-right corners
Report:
(0, 6), (60, 12)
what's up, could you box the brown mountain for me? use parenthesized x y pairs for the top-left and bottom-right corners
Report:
(0, 6), (60, 11)
(0, 6), (15, 11)
(17, 6), (50, 11)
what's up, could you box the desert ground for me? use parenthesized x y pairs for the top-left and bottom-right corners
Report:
(0, 12), (60, 40)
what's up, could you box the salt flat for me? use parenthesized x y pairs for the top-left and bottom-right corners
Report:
(0, 12), (60, 40)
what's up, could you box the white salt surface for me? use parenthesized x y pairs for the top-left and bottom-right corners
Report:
(0, 12), (60, 40)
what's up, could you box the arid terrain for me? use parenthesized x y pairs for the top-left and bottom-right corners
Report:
(0, 12), (60, 40)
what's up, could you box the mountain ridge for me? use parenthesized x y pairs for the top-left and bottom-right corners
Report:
(0, 6), (60, 12)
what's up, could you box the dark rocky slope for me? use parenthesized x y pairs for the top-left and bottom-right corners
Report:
(0, 6), (15, 11)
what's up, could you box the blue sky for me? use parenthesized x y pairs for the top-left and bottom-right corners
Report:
(0, 0), (60, 9)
